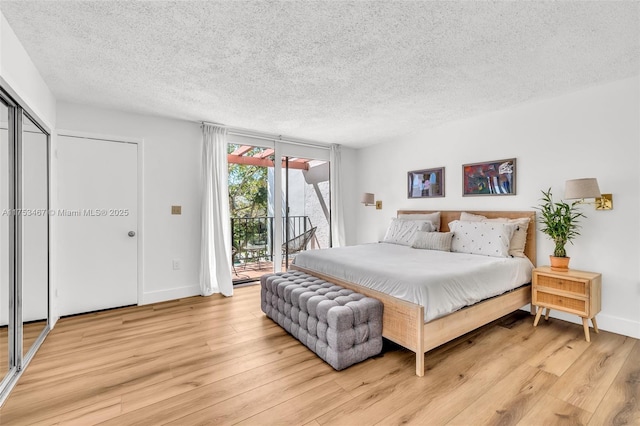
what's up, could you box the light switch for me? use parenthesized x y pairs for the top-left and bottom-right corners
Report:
(171, 205), (182, 215)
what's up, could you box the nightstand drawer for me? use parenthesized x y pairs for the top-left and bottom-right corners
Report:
(536, 275), (586, 295)
(535, 291), (586, 315)
(532, 267), (601, 342)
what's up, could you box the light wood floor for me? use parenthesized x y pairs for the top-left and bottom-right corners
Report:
(0, 284), (638, 425)
(1, 320), (48, 380)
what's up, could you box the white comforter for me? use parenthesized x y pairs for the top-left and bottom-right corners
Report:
(292, 243), (533, 323)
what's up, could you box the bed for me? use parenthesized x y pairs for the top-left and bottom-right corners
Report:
(290, 210), (537, 376)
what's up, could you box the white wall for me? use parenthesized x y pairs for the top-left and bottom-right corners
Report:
(0, 11), (56, 129)
(353, 77), (640, 339)
(56, 102), (202, 305)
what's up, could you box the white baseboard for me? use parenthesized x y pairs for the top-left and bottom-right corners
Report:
(520, 304), (640, 339)
(550, 311), (640, 339)
(593, 313), (640, 339)
(140, 284), (200, 305)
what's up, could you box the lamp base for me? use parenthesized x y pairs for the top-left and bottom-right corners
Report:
(595, 194), (613, 210)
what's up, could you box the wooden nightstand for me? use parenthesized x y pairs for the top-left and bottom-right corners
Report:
(532, 266), (602, 342)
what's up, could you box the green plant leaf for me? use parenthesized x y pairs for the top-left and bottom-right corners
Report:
(534, 188), (586, 258)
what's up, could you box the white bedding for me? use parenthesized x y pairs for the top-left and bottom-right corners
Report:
(291, 243), (533, 323)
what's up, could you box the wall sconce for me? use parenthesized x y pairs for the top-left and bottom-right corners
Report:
(361, 193), (382, 209)
(564, 178), (613, 210)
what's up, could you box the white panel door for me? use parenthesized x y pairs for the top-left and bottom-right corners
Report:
(57, 135), (138, 316)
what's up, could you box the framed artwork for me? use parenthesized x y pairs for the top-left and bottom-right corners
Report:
(462, 158), (516, 196)
(408, 167), (445, 198)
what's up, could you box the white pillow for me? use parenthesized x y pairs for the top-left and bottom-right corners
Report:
(458, 212), (530, 258)
(459, 212), (487, 222)
(449, 220), (517, 258)
(411, 231), (453, 251)
(383, 219), (434, 246)
(398, 212), (441, 231)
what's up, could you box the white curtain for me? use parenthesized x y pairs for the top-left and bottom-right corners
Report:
(200, 124), (233, 296)
(330, 144), (346, 247)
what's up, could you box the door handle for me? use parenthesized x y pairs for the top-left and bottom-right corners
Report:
(128, 231), (136, 237)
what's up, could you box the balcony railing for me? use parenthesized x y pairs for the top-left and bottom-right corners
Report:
(231, 216), (317, 266)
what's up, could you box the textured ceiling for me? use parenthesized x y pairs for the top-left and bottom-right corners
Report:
(1, 1), (638, 148)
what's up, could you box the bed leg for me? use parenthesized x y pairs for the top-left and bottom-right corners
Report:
(416, 352), (425, 377)
(416, 305), (425, 377)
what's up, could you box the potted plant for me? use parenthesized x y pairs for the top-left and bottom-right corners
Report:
(535, 188), (585, 271)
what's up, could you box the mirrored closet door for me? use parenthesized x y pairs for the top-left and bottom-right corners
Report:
(0, 87), (51, 405)
(0, 98), (13, 391)
(20, 112), (49, 361)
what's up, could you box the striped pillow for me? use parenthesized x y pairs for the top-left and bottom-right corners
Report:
(411, 231), (453, 251)
(383, 219), (434, 246)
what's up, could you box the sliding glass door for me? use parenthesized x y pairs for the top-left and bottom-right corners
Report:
(282, 156), (330, 271)
(227, 135), (332, 280)
(228, 142), (275, 284)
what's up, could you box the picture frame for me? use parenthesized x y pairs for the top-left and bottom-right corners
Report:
(408, 167), (445, 198)
(462, 158), (516, 196)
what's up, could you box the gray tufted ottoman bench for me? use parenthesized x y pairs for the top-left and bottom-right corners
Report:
(260, 271), (383, 370)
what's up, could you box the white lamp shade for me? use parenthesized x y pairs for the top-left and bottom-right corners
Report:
(361, 193), (375, 205)
(564, 178), (601, 200)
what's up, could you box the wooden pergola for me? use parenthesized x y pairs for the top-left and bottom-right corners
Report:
(228, 145), (310, 170)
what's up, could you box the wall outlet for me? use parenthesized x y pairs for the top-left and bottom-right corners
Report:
(172, 259), (181, 270)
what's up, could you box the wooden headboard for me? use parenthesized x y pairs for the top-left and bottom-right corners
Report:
(397, 210), (537, 266)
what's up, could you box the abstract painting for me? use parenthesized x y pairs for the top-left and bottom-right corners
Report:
(462, 158), (516, 196)
(408, 167), (445, 198)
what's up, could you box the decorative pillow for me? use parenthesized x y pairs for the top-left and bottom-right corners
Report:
(383, 219), (434, 246)
(448, 220), (517, 258)
(398, 212), (441, 231)
(411, 231), (453, 252)
(504, 218), (529, 257)
(458, 212), (530, 258)
(459, 212), (487, 222)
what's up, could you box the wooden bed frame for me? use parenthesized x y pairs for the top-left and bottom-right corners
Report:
(291, 210), (537, 377)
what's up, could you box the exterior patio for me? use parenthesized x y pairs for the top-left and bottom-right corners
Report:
(231, 215), (321, 285)
(231, 259), (275, 283)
